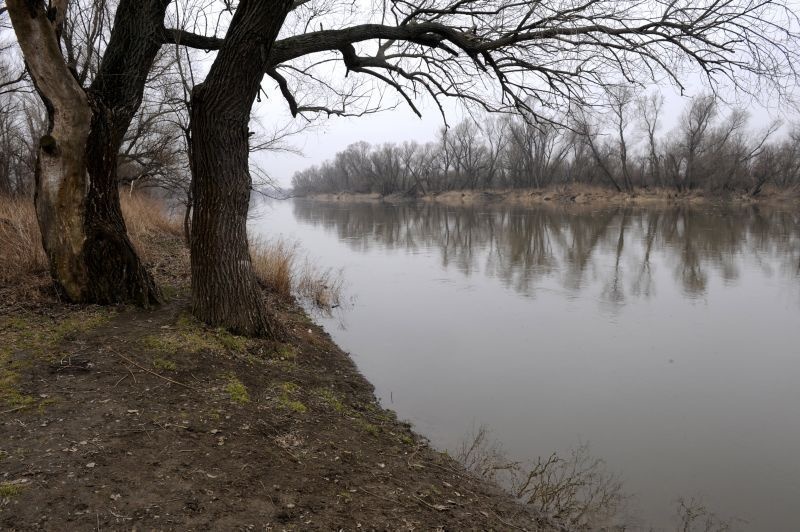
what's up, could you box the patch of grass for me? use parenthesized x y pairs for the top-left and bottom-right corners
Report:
(0, 199), (47, 284)
(160, 284), (180, 301)
(316, 388), (345, 414)
(152, 358), (177, 372)
(0, 310), (113, 356)
(175, 313), (196, 329)
(251, 238), (295, 299)
(224, 375), (250, 404)
(270, 358), (299, 374)
(215, 329), (249, 352)
(141, 313), (252, 355)
(363, 401), (394, 422)
(274, 343), (299, 360)
(281, 382), (300, 394)
(355, 418), (380, 437)
(0, 309), (113, 408)
(0, 482), (24, 498)
(120, 193), (183, 240)
(277, 381), (307, 413)
(141, 333), (213, 354)
(279, 396), (308, 413)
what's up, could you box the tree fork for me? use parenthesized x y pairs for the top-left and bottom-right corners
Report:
(7, 0), (171, 307)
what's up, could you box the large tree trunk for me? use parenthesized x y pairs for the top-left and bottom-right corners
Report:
(7, 0), (170, 306)
(189, 0), (292, 337)
(7, 0), (94, 299)
(80, 0), (172, 305)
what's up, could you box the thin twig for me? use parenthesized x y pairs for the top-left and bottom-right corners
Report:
(0, 405), (28, 415)
(108, 348), (199, 391)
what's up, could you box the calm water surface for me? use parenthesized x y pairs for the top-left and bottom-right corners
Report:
(251, 199), (800, 531)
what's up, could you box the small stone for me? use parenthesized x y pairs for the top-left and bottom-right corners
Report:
(86, 462), (96, 468)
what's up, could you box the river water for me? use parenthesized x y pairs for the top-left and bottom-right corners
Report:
(250, 198), (800, 531)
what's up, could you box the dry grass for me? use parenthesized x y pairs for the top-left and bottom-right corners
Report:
(119, 194), (186, 273)
(0, 194), (181, 292)
(120, 193), (183, 241)
(251, 238), (295, 298)
(0, 198), (47, 285)
(1, 194), (340, 313)
(251, 237), (343, 313)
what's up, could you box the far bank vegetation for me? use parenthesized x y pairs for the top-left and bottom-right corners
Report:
(292, 93), (800, 198)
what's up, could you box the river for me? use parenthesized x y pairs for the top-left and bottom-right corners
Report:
(250, 198), (800, 531)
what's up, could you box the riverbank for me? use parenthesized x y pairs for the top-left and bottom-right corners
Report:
(0, 198), (549, 529)
(306, 185), (800, 206)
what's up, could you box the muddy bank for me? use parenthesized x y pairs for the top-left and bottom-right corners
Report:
(0, 234), (553, 530)
(307, 186), (800, 207)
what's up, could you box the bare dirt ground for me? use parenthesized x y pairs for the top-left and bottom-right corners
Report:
(0, 236), (553, 530)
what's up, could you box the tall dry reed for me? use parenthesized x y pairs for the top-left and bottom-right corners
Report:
(0, 198), (47, 284)
(250, 237), (343, 312)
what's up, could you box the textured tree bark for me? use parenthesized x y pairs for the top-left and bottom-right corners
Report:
(7, 0), (170, 306)
(190, 0), (293, 337)
(80, 0), (172, 305)
(7, 0), (93, 300)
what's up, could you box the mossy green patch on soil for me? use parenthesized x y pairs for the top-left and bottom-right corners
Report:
(277, 381), (307, 413)
(224, 374), (250, 404)
(152, 357), (177, 371)
(0, 482), (24, 498)
(0, 308), (113, 408)
(0, 309), (113, 357)
(316, 387), (346, 413)
(354, 417), (381, 437)
(274, 343), (299, 360)
(141, 313), (253, 356)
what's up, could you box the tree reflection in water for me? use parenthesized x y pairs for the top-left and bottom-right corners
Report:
(292, 200), (800, 305)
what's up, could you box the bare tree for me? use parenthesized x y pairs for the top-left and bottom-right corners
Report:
(575, 107), (624, 192)
(638, 92), (664, 187)
(607, 86), (635, 192)
(5, 0), (181, 305)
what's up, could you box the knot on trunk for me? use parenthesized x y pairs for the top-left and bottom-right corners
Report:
(40, 134), (59, 156)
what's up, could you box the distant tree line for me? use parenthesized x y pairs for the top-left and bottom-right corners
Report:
(292, 93), (800, 196)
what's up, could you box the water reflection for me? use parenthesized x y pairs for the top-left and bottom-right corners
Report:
(265, 199), (800, 530)
(292, 200), (800, 305)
